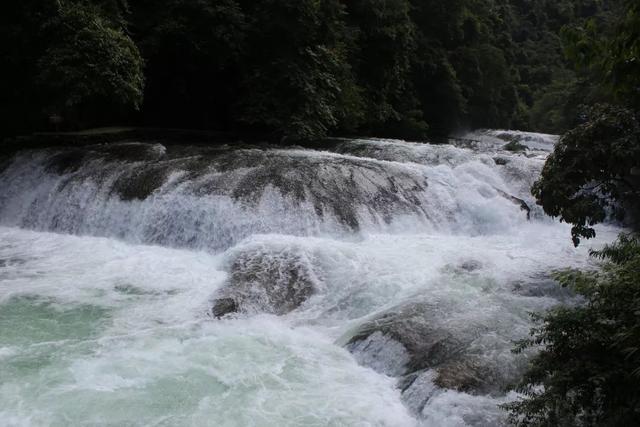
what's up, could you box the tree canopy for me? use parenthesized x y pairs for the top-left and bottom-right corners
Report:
(532, 0), (640, 244)
(38, 2), (144, 112)
(0, 0), (620, 139)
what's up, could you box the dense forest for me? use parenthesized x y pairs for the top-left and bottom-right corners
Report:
(0, 0), (625, 140)
(1, 1), (639, 426)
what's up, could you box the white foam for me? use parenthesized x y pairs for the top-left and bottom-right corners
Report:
(0, 132), (622, 426)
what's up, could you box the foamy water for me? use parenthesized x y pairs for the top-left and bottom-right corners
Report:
(0, 132), (618, 426)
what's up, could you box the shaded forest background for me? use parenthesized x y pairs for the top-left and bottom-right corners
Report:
(0, 0), (626, 139)
(1, 2), (640, 424)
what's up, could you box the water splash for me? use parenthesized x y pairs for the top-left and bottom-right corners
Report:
(0, 134), (619, 426)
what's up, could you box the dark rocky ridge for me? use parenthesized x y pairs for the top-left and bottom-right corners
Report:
(1, 140), (536, 255)
(4, 143), (434, 242)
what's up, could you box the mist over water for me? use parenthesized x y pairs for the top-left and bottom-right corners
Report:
(0, 132), (620, 426)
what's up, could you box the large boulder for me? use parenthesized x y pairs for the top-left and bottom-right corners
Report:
(345, 303), (465, 376)
(343, 302), (525, 406)
(224, 151), (429, 230)
(211, 246), (319, 317)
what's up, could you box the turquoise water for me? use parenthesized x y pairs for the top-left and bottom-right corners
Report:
(0, 229), (415, 426)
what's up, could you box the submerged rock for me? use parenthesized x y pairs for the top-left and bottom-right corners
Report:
(44, 143), (167, 176)
(211, 246), (319, 317)
(434, 357), (506, 394)
(511, 274), (575, 301)
(495, 189), (530, 220)
(45, 149), (87, 174)
(226, 151), (429, 230)
(458, 259), (483, 273)
(211, 298), (238, 318)
(344, 301), (525, 412)
(503, 141), (527, 152)
(493, 157), (509, 166)
(98, 142), (167, 162)
(112, 166), (170, 201)
(346, 303), (464, 375)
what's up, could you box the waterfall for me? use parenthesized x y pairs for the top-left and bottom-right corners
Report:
(0, 132), (619, 426)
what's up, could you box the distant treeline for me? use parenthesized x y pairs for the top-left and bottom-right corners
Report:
(0, 0), (622, 139)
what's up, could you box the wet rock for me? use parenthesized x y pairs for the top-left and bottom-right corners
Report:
(459, 260), (483, 272)
(503, 141), (527, 152)
(0, 156), (13, 174)
(511, 275), (575, 301)
(99, 142), (167, 162)
(345, 303), (466, 375)
(44, 143), (167, 176)
(440, 259), (484, 276)
(344, 301), (525, 408)
(0, 257), (27, 267)
(347, 331), (412, 376)
(435, 358), (506, 395)
(211, 247), (318, 316)
(399, 370), (439, 414)
(495, 189), (530, 220)
(45, 149), (87, 174)
(493, 157), (509, 166)
(112, 166), (169, 201)
(224, 151), (429, 230)
(211, 298), (238, 318)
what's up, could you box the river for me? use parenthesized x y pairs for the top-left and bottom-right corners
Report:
(0, 131), (619, 426)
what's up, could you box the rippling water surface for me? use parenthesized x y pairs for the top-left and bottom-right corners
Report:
(0, 131), (619, 426)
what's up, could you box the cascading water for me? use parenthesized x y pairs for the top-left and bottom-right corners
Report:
(0, 132), (620, 426)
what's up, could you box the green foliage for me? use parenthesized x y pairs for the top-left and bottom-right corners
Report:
(452, 43), (519, 128)
(562, 0), (640, 109)
(38, 2), (144, 111)
(0, 0), (623, 138)
(409, 0), (524, 132)
(503, 235), (640, 426)
(528, 71), (582, 134)
(346, 0), (423, 137)
(411, 45), (466, 134)
(521, 7), (640, 422)
(131, 0), (246, 129)
(0, 0), (143, 134)
(237, 0), (359, 140)
(600, 0), (640, 109)
(509, 0), (608, 132)
(532, 0), (640, 244)
(532, 104), (640, 246)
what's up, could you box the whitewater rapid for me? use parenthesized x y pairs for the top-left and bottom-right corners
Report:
(0, 131), (619, 426)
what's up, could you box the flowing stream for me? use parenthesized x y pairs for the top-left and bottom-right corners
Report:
(0, 131), (619, 426)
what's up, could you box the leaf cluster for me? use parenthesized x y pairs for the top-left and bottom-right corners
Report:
(38, 2), (144, 110)
(532, 104), (640, 245)
(504, 235), (640, 426)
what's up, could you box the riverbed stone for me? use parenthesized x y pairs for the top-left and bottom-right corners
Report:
(346, 303), (465, 374)
(344, 301), (524, 403)
(211, 298), (238, 318)
(496, 189), (531, 219)
(211, 247), (318, 317)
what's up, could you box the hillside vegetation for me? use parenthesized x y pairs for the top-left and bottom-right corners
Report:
(0, 0), (622, 139)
